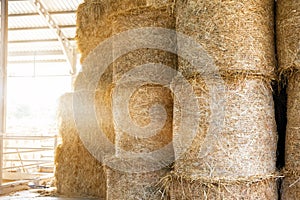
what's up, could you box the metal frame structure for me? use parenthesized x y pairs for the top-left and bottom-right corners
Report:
(1, 0), (80, 72)
(0, 0), (9, 187)
(29, 0), (77, 74)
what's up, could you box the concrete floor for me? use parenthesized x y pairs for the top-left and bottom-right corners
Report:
(0, 189), (99, 200)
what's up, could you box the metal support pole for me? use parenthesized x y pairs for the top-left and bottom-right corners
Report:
(0, 0), (8, 187)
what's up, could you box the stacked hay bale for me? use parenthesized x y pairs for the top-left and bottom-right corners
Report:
(169, 0), (278, 199)
(104, 1), (177, 199)
(277, 0), (300, 199)
(55, 94), (106, 198)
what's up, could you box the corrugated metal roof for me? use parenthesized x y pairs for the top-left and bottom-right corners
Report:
(42, 0), (83, 12)
(8, 16), (48, 28)
(8, 1), (36, 14)
(5, 0), (84, 66)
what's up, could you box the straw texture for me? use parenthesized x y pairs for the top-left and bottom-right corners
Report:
(173, 75), (278, 176)
(176, 0), (276, 79)
(282, 72), (300, 199)
(170, 75), (278, 199)
(105, 158), (169, 200)
(276, 0), (300, 75)
(167, 172), (278, 200)
(106, 5), (177, 200)
(110, 5), (177, 155)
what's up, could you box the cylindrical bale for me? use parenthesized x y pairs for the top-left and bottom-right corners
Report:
(55, 93), (106, 198)
(276, 0), (300, 74)
(77, 0), (150, 63)
(104, 157), (169, 200)
(282, 72), (300, 199)
(76, 2), (111, 63)
(176, 0), (275, 78)
(110, 5), (177, 154)
(171, 75), (278, 199)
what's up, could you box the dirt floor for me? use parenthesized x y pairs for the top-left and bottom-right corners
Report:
(0, 189), (100, 200)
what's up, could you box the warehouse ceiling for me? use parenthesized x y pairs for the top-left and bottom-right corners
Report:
(3, 0), (83, 74)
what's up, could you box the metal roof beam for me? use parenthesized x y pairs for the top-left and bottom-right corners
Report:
(8, 59), (67, 64)
(7, 10), (76, 17)
(8, 50), (64, 56)
(29, 0), (77, 74)
(8, 25), (76, 31)
(8, 38), (75, 44)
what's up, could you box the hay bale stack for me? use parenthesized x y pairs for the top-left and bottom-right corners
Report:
(105, 4), (177, 199)
(110, 3), (176, 155)
(55, 93), (106, 198)
(56, 1), (115, 197)
(282, 72), (300, 199)
(276, 0), (300, 75)
(170, 0), (278, 198)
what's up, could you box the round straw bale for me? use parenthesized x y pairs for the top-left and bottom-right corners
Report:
(77, 1), (169, 63)
(173, 75), (277, 179)
(176, 0), (276, 79)
(276, 0), (300, 75)
(55, 93), (106, 198)
(76, 3), (111, 63)
(115, 83), (174, 153)
(104, 157), (169, 200)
